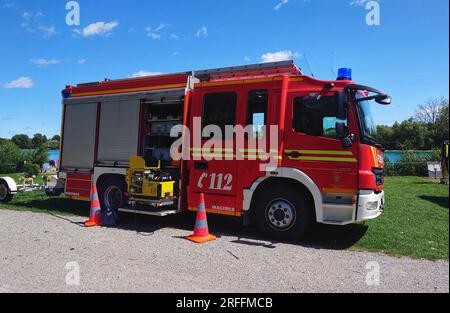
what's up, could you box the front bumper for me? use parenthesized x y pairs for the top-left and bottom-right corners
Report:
(356, 190), (385, 222)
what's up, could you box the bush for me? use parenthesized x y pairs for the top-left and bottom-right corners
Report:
(384, 150), (441, 176)
(31, 144), (49, 168)
(0, 140), (22, 174)
(23, 163), (40, 178)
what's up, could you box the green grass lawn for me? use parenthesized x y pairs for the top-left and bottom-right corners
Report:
(0, 174), (448, 260)
(352, 176), (449, 260)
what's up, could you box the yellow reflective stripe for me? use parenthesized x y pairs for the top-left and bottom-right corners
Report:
(191, 148), (234, 152)
(239, 148), (279, 153)
(286, 149), (354, 156)
(192, 153), (282, 160)
(370, 147), (379, 167)
(290, 156), (358, 163)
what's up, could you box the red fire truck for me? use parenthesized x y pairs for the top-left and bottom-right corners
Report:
(0, 61), (391, 240)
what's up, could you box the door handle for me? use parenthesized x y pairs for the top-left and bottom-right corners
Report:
(286, 151), (302, 158)
(195, 162), (209, 170)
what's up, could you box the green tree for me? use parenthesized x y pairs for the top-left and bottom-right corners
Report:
(0, 140), (22, 173)
(48, 140), (60, 150)
(435, 102), (449, 144)
(11, 134), (32, 149)
(31, 133), (48, 149)
(376, 125), (395, 149)
(31, 144), (49, 168)
(51, 135), (61, 142)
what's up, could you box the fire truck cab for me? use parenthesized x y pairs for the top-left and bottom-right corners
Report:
(58, 61), (390, 240)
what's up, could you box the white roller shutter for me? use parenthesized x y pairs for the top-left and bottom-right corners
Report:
(61, 102), (97, 170)
(97, 99), (140, 164)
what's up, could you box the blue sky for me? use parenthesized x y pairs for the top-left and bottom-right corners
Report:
(0, 0), (448, 138)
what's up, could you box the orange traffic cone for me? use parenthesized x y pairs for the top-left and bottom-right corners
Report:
(84, 183), (103, 227)
(187, 193), (216, 244)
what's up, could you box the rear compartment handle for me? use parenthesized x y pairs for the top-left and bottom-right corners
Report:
(194, 162), (209, 170)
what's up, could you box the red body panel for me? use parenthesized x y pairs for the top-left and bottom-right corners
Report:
(65, 172), (92, 199)
(66, 74), (189, 98)
(359, 144), (384, 191)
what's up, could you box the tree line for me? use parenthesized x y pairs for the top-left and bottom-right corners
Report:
(10, 134), (61, 150)
(376, 97), (449, 150)
(0, 133), (59, 174)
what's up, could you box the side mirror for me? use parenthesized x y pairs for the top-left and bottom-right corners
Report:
(341, 136), (353, 149)
(375, 95), (392, 105)
(335, 91), (347, 120)
(336, 121), (354, 148)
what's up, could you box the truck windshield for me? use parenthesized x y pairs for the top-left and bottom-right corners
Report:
(355, 92), (378, 143)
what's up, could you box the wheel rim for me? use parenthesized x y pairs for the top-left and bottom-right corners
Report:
(265, 198), (297, 231)
(0, 184), (8, 200)
(104, 186), (123, 210)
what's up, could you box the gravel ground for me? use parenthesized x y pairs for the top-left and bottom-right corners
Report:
(0, 209), (448, 293)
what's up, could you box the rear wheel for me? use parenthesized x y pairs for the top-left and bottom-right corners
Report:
(98, 176), (126, 225)
(0, 181), (13, 203)
(255, 187), (313, 241)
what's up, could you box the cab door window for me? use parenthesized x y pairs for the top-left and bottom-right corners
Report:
(293, 96), (347, 139)
(246, 90), (268, 140)
(203, 92), (237, 140)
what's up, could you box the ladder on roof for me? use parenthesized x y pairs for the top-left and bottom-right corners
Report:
(193, 60), (302, 81)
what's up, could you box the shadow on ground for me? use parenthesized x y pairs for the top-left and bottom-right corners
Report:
(3, 196), (368, 251)
(419, 195), (449, 209)
(113, 212), (368, 251)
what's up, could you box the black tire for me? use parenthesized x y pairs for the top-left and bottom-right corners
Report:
(0, 181), (14, 203)
(254, 186), (313, 241)
(97, 176), (126, 217)
(45, 190), (63, 197)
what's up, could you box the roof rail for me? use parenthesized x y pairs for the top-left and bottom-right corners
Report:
(193, 60), (301, 82)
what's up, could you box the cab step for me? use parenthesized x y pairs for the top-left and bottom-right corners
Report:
(119, 205), (179, 217)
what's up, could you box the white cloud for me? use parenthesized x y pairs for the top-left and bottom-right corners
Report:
(154, 23), (169, 32)
(22, 12), (32, 20)
(19, 10), (56, 37)
(147, 33), (161, 40)
(37, 25), (58, 38)
(78, 59), (86, 65)
(260, 50), (300, 63)
(170, 34), (179, 40)
(195, 26), (207, 37)
(75, 21), (119, 37)
(3, 77), (34, 89)
(130, 71), (163, 78)
(274, 0), (289, 10)
(172, 51), (180, 56)
(31, 58), (61, 67)
(145, 23), (170, 40)
(244, 56), (252, 62)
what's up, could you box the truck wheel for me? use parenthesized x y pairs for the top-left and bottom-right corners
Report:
(0, 181), (13, 203)
(254, 187), (312, 241)
(45, 190), (63, 197)
(98, 176), (126, 214)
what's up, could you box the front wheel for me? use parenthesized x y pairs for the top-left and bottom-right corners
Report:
(254, 187), (313, 241)
(0, 181), (14, 203)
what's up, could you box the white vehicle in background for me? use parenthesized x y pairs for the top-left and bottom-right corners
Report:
(0, 168), (64, 203)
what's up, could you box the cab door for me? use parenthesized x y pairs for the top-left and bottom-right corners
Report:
(282, 92), (359, 195)
(186, 86), (241, 216)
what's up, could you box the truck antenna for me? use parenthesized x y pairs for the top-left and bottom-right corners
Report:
(303, 53), (315, 78)
(330, 51), (337, 77)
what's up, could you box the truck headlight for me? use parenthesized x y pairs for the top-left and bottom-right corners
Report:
(366, 201), (379, 211)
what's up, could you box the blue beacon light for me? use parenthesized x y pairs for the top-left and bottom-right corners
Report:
(337, 68), (352, 81)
